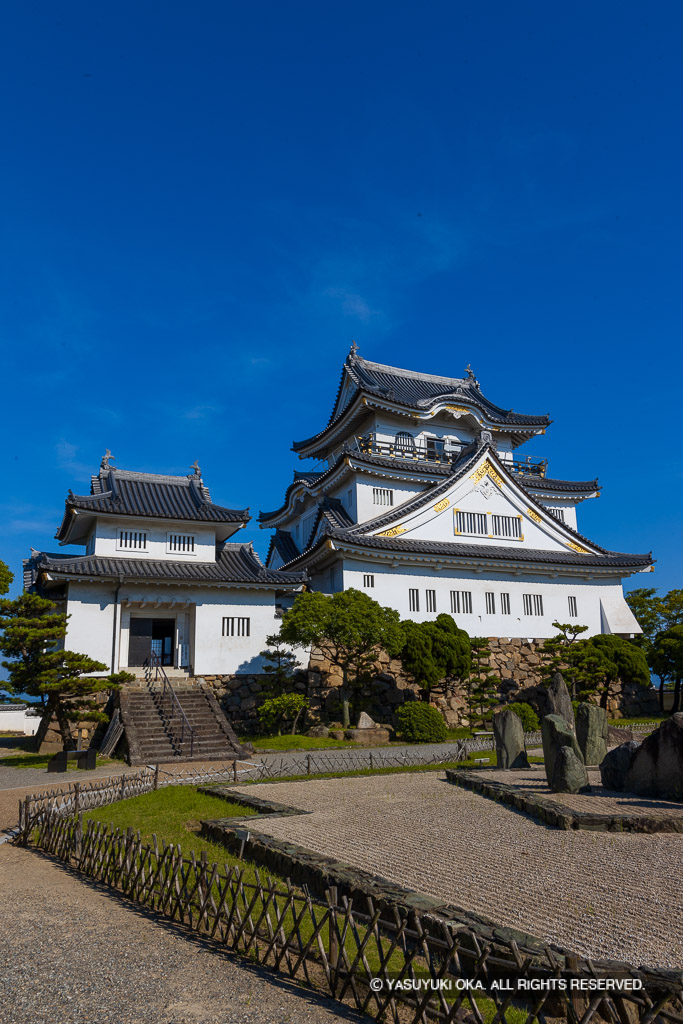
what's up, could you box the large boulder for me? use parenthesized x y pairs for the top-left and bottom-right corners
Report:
(541, 714), (586, 790)
(545, 672), (575, 731)
(576, 703), (608, 765)
(493, 707), (530, 769)
(625, 713), (683, 801)
(550, 745), (589, 794)
(599, 741), (640, 791)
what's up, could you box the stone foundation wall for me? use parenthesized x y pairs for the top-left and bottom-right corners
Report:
(198, 636), (659, 734)
(34, 692), (111, 753)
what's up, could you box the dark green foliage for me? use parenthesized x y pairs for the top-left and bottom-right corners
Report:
(464, 637), (500, 732)
(280, 589), (404, 726)
(259, 632), (299, 695)
(395, 702), (447, 743)
(626, 588), (683, 712)
(0, 560), (12, 598)
(650, 624), (683, 714)
(399, 614), (470, 700)
(257, 693), (309, 735)
(541, 621), (589, 694)
(506, 701), (539, 732)
(562, 633), (650, 709)
(0, 593), (132, 749)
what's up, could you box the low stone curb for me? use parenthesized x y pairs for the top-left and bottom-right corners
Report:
(445, 769), (683, 833)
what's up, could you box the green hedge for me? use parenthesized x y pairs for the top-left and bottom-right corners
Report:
(396, 702), (447, 743)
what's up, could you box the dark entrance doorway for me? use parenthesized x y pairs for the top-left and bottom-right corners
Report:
(128, 618), (175, 667)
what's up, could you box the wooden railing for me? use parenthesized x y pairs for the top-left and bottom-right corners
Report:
(353, 435), (548, 476)
(28, 812), (683, 1024)
(150, 651), (195, 757)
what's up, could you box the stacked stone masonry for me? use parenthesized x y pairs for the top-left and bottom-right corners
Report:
(196, 636), (659, 734)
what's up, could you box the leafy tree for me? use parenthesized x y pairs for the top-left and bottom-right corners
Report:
(395, 702), (447, 743)
(0, 560), (12, 597)
(650, 624), (683, 714)
(259, 632), (299, 696)
(464, 637), (500, 732)
(400, 614), (470, 701)
(280, 589), (404, 727)
(257, 693), (309, 735)
(562, 633), (650, 709)
(626, 588), (683, 710)
(0, 593), (132, 749)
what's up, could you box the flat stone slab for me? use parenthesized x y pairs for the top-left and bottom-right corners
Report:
(446, 767), (683, 833)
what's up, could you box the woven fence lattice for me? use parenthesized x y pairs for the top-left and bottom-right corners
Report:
(30, 812), (683, 1024)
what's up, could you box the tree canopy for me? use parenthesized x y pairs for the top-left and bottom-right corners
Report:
(400, 614), (470, 700)
(0, 593), (132, 749)
(625, 588), (683, 710)
(279, 588), (404, 726)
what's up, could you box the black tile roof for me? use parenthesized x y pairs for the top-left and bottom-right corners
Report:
(282, 528), (653, 573)
(25, 544), (306, 588)
(56, 465), (249, 540)
(292, 350), (550, 453)
(269, 530), (300, 565)
(521, 477), (599, 495)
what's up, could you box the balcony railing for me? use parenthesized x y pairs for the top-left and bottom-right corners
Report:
(352, 434), (547, 476)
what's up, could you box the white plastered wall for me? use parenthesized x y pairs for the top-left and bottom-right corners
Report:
(92, 518), (217, 562)
(342, 558), (633, 639)
(65, 581), (117, 667)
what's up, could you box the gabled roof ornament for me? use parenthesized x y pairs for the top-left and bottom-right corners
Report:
(100, 449), (115, 469)
(349, 340), (360, 358)
(464, 364), (479, 386)
(190, 460), (202, 478)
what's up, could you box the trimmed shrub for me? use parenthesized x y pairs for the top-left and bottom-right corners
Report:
(396, 703), (447, 743)
(258, 694), (309, 735)
(506, 702), (540, 732)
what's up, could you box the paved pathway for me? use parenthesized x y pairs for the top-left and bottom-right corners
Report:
(240, 773), (683, 970)
(0, 844), (366, 1024)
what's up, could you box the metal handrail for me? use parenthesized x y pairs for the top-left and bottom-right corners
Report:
(149, 651), (195, 757)
(353, 434), (547, 476)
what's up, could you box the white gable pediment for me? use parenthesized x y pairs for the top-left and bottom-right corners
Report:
(365, 453), (599, 556)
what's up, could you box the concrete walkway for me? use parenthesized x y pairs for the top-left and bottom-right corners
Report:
(0, 844), (366, 1024)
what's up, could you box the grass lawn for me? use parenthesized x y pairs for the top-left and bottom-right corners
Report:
(608, 715), (667, 727)
(248, 726), (477, 751)
(83, 785), (257, 862)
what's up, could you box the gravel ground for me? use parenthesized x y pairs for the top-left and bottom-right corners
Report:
(242, 773), (683, 969)
(0, 844), (367, 1024)
(480, 766), (683, 820)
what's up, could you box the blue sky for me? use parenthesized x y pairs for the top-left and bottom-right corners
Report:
(1, 1), (681, 599)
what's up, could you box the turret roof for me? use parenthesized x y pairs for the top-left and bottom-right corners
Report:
(56, 461), (249, 541)
(292, 347), (550, 456)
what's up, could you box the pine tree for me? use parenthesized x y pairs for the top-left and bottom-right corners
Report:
(259, 632), (299, 696)
(465, 637), (500, 733)
(0, 593), (132, 749)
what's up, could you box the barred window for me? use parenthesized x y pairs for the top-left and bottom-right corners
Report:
(455, 511), (487, 535)
(426, 589), (437, 613)
(568, 595), (577, 617)
(523, 594), (544, 616)
(167, 533), (195, 553)
(501, 593), (511, 615)
(395, 431), (415, 451)
(485, 592), (496, 614)
(450, 590), (473, 614)
(222, 617), (250, 637)
(408, 588), (420, 612)
(372, 487), (393, 506)
(492, 515), (522, 539)
(118, 530), (147, 551)
(548, 507), (566, 522)
(363, 574), (375, 588)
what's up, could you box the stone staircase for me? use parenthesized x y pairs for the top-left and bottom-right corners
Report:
(119, 683), (250, 766)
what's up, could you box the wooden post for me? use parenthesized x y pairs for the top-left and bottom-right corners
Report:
(327, 885), (339, 991)
(232, 759), (238, 783)
(369, 752), (373, 770)
(119, 775), (126, 802)
(154, 764), (159, 790)
(306, 755), (311, 776)
(73, 782), (80, 816)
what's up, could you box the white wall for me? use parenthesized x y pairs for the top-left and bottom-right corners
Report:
(355, 478), (425, 525)
(93, 518), (217, 562)
(0, 706), (40, 735)
(342, 557), (633, 639)
(65, 581), (117, 667)
(192, 587), (302, 674)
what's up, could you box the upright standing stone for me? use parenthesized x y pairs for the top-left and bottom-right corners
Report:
(599, 741), (640, 791)
(550, 745), (590, 794)
(493, 708), (530, 769)
(545, 672), (575, 731)
(625, 713), (683, 801)
(541, 714), (587, 790)
(576, 703), (608, 765)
